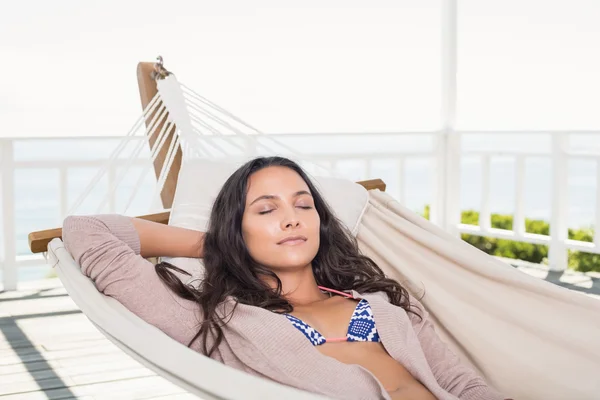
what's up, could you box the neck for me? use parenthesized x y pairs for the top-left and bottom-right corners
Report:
(263, 264), (329, 306)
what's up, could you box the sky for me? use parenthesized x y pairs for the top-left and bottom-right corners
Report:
(1, 0), (599, 138)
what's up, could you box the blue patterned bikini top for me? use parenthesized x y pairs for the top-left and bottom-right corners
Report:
(284, 286), (381, 346)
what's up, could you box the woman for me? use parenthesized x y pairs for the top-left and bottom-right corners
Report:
(62, 156), (506, 400)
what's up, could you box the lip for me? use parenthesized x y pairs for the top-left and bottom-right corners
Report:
(277, 235), (307, 245)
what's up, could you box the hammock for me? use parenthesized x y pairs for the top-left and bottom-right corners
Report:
(31, 58), (600, 400)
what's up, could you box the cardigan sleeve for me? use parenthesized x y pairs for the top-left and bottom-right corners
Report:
(409, 299), (505, 400)
(62, 215), (202, 346)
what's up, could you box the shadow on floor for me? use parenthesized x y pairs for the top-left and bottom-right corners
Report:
(0, 285), (81, 398)
(0, 291), (68, 303)
(507, 262), (600, 297)
(544, 270), (600, 296)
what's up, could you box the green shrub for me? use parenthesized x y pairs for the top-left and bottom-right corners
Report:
(417, 205), (598, 272)
(422, 205), (430, 220)
(567, 228), (598, 272)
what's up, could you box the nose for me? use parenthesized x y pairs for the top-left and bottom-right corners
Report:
(284, 219), (300, 229)
(281, 207), (301, 230)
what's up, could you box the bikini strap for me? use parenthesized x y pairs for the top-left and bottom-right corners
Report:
(317, 286), (354, 298)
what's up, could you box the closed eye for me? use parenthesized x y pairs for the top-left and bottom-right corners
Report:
(258, 210), (274, 215)
(258, 206), (312, 215)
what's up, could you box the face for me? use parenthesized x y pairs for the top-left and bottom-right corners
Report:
(241, 166), (320, 272)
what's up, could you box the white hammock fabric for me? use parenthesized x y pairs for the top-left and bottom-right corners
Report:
(359, 191), (600, 400)
(54, 72), (600, 400)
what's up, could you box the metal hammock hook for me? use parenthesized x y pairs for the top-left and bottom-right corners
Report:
(151, 55), (171, 80)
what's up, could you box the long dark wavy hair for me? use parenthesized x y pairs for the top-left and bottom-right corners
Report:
(155, 156), (417, 356)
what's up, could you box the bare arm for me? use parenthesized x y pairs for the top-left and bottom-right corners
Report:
(129, 217), (204, 259)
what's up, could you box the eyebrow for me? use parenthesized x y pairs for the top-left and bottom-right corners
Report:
(249, 190), (312, 206)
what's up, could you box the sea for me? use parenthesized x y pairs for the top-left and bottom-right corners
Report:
(2, 132), (599, 282)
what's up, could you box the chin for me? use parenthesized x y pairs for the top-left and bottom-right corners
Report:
(267, 257), (314, 271)
(280, 258), (313, 268)
(285, 261), (313, 270)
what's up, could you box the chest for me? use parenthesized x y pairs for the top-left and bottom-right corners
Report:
(285, 298), (429, 395)
(223, 296), (442, 400)
(287, 297), (381, 347)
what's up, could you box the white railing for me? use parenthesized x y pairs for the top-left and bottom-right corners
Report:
(1, 130), (599, 290)
(457, 130), (600, 271)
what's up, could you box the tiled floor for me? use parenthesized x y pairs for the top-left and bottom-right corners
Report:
(0, 279), (197, 400)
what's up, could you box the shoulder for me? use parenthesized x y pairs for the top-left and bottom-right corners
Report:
(353, 290), (389, 302)
(357, 290), (428, 325)
(355, 290), (419, 309)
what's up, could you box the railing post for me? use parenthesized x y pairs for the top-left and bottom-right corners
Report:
(479, 155), (492, 231)
(514, 155), (527, 237)
(595, 158), (600, 249)
(59, 166), (68, 219)
(432, 0), (461, 236)
(549, 134), (568, 271)
(433, 132), (461, 236)
(397, 157), (405, 205)
(108, 165), (116, 213)
(365, 159), (372, 181)
(1, 139), (17, 290)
